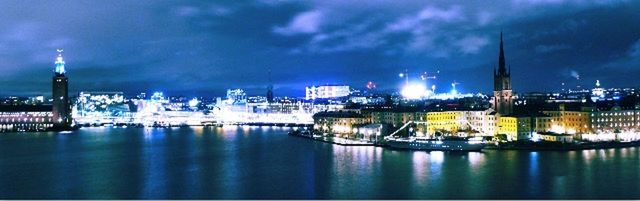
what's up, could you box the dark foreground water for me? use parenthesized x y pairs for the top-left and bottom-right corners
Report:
(1, 126), (639, 199)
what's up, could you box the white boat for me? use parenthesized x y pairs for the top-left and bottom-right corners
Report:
(386, 136), (486, 151)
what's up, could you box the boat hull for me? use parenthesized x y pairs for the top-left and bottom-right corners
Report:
(386, 139), (485, 151)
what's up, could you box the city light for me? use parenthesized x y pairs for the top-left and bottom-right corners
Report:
(401, 83), (427, 99)
(188, 98), (199, 107)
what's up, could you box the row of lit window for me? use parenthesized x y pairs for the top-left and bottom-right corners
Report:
(592, 118), (637, 122)
(593, 112), (640, 116)
(0, 118), (52, 123)
(0, 112), (52, 117)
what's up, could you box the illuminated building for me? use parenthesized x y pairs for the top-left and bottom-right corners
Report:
(591, 80), (605, 102)
(348, 96), (385, 105)
(497, 116), (533, 141)
(492, 32), (514, 116)
(226, 89), (247, 104)
(0, 105), (53, 132)
(463, 110), (497, 137)
(539, 106), (590, 134)
(355, 124), (388, 142)
(150, 92), (168, 103)
(212, 96), (345, 125)
(427, 111), (463, 136)
(305, 85), (350, 100)
(425, 110), (496, 137)
(77, 92), (126, 113)
(1, 96), (46, 105)
(313, 111), (368, 138)
(587, 106), (640, 133)
(363, 109), (428, 136)
(52, 49), (72, 128)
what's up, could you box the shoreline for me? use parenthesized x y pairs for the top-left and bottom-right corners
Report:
(486, 141), (640, 151)
(289, 131), (640, 151)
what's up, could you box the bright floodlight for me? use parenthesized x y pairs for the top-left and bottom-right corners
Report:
(401, 83), (426, 99)
(188, 98), (199, 107)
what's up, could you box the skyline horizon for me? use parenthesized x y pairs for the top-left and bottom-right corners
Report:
(0, 1), (638, 97)
(1, 45), (638, 98)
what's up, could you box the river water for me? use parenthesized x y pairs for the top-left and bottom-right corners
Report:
(0, 126), (638, 199)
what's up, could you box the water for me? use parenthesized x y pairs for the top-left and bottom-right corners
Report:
(1, 126), (639, 199)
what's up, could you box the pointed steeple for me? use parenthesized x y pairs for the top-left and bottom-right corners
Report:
(498, 31), (506, 75)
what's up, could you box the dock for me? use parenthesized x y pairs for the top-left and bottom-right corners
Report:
(288, 131), (376, 146)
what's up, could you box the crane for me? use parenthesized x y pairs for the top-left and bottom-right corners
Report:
(451, 80), (460, 95)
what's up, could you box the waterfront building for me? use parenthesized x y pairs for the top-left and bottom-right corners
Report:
(539, 104), (590, 134)
(305, 85), (350, 100)
(313, 111), (369, 138)
(212, 96), (345, 125)
(0, 105), (53, 132)
(426, 111), (463, 136)
(587, 105), (640, 133)
(497, 116), (533, 141)
(1, 96), (47, 105)
(368, 111), (422, 127)
(52, 49), (72, 128)
(355, 123), (389, 142)
(426, 109), (497, 137)
(463, 110), (497, 137)
(492, 32), (514, 116)
(364, 109), (428, 136)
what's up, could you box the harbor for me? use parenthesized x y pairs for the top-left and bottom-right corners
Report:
(289, 128), (640, 152)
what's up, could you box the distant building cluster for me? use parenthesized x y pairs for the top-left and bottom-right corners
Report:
(305, 85), (350, 100)
(311, 33), (640, 143)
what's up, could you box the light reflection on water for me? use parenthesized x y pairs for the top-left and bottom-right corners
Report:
(411, 151), (429, 186)
(1, 128), (640, 199)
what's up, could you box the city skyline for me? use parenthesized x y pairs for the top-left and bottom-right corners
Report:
(0, 1), (639, 97)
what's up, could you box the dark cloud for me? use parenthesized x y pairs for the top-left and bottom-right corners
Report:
(0, 0), (638, 97)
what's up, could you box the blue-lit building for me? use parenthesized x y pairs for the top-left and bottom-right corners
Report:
(0, 50), (72, 132)
(52, 49), (72, 128)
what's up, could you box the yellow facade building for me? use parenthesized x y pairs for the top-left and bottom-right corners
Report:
(425, 110), (497, 137)
(426, 111), (463, 136)
(497, 116), (533, 141)
(540, 111), (590, 134)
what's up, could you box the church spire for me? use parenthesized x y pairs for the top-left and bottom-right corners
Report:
(498, 31), (506, 75)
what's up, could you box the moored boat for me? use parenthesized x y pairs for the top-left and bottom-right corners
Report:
(386, 136), (486, 151)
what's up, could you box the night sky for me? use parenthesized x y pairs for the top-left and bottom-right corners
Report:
(0, 0), (638, 97)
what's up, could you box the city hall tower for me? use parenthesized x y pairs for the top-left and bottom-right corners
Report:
(52, 49), (71, 128)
